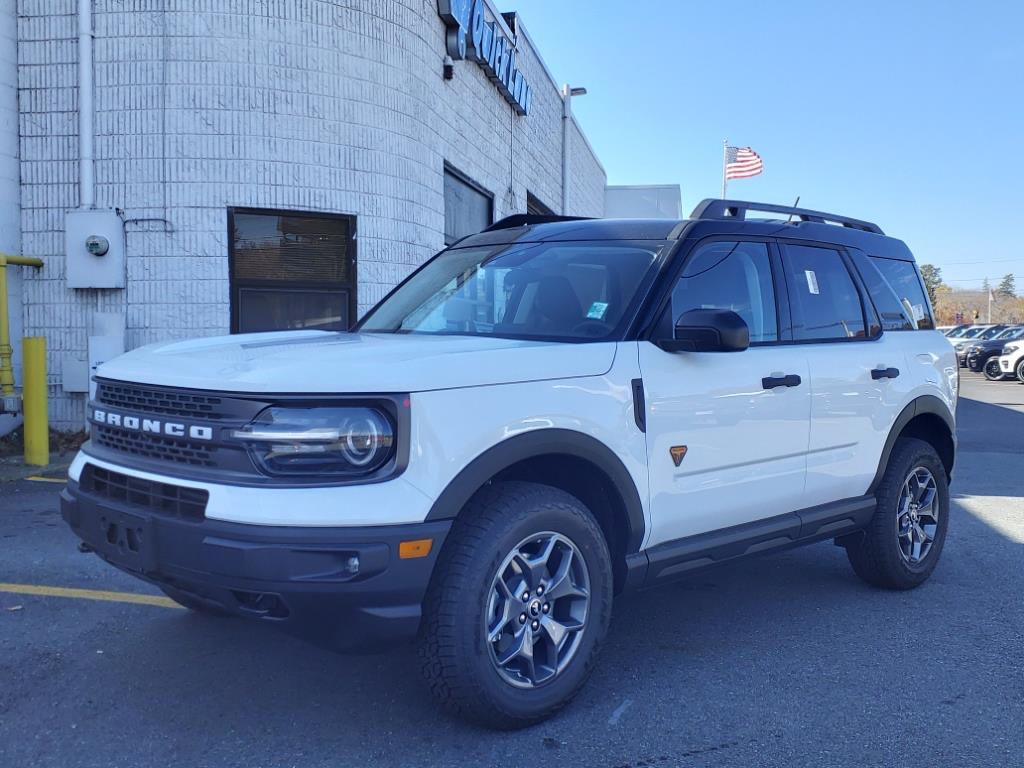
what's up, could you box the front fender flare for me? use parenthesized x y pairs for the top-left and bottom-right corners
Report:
(423, 428), (646, 553)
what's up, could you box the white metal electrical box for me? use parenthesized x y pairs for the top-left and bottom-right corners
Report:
(65, 209), (126, 288)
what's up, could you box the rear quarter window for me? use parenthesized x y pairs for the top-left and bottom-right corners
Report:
(869, 256), (936, 330)
(850, 252), (915, 331)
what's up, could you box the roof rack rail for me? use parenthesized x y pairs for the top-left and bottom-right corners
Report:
(690, 199), (884, 235)
(485, 214), (593, 232)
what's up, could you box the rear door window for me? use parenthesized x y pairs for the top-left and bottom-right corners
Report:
(780, 244), (867, 341)
(869, 257), (936, 330)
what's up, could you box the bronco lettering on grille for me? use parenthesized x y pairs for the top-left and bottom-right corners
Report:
(91, 409), (214, 441)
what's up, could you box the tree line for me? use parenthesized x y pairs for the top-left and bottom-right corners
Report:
(919, 265), (1021, 324)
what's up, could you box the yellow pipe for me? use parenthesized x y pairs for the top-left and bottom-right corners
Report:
(23, 336), (49, 466)
(0, 253), (45, 397)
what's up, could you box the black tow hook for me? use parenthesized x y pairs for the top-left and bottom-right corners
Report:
(77, 542), (94, 554)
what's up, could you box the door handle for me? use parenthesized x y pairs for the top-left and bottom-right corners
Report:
(762, 374), (802, 389)
(871, 367), (900, 380)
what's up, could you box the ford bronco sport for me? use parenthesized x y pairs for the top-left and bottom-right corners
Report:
(62, 199), (957, 728)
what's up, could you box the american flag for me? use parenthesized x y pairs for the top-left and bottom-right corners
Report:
(725, 146), (764, 180)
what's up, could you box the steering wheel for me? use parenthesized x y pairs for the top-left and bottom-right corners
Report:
(571, 319), (613, 337)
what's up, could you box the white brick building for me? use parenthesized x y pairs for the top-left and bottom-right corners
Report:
(2, 0), (608, 429)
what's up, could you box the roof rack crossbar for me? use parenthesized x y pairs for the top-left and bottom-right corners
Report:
(484, 214), (592, 232)
(690, 199), (883, 235)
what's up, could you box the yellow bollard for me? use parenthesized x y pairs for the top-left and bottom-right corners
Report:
(22, 336), (49, 466)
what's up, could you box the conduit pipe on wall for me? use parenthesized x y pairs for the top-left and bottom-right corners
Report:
(0, 254), (43, 402)
(78, 0), (95, 209)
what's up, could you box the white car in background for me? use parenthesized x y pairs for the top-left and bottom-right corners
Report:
(997, 340), (1024, 382)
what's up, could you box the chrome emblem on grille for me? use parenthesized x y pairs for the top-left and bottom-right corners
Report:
(90, 408), (214, 441)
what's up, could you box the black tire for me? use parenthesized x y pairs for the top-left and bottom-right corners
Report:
(845, 437), (949, 590)
(418, 481), (613, 729)
(983, 357), (1005, 381)
(160, 585), (233, 617)
(1016, 358), (1024, 383)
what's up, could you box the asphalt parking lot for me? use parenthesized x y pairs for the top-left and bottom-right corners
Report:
(2, 372), (1022, 768)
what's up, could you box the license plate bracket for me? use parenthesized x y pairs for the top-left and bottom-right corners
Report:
(92, 508), (157, 573)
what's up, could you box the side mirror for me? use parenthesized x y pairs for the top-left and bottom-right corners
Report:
(657, 309), (750, 353)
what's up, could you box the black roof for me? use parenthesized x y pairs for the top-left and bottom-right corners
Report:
(457, 199), (915, 261)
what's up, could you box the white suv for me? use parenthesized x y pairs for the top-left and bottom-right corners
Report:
(62, 200), (957, 728)
(997, 339), (1024, 381)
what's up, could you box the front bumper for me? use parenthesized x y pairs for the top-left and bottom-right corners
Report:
(61, 478), (451, 651)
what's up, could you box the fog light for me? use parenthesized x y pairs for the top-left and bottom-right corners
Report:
(345, 555), (360, 575)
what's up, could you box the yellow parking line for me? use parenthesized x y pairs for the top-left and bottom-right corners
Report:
(25, 476), (67, 484)
(0, 582), (183, 609)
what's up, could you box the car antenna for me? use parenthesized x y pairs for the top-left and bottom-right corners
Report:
(786, 196), (800, 223)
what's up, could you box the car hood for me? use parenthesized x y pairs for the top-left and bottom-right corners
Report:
(96, 331), (618, 394)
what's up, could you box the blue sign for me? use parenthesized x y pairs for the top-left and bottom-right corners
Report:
(437, 0), (533, 116)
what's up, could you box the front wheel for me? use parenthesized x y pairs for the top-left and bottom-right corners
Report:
(984, 358), (1006, 381)
(1016, 359), (1024, 383)
(418, 481), (613, 729)
(845, 438), (949, 589)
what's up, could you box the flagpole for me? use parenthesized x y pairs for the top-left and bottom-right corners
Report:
(988, 279), (992, 323)
(721, 139), (728, 199)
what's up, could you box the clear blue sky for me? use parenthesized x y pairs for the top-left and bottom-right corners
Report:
(500, 0), (1023, 289)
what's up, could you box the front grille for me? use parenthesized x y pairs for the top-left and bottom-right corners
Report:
(93, 424), (215, 467)
(96, 381), (225, 420)
(80, 464), (208, 520)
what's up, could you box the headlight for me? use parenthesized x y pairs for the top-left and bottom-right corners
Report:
(1003, 344), (1020, 356)
(233, 406), (395, 477)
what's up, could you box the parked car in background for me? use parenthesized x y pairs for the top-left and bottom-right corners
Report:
(965, 326), (1024, 378)
(953, 325), (1008, 366)
(944, 325), (975, 339)
(997, 338), (1024, 383)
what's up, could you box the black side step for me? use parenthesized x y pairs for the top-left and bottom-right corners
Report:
(625, 495), (876, 590)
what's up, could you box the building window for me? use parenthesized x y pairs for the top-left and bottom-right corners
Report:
(527, 192), (555, 216)
(228, 208), (356, 334)
(444, 164), (493, 245)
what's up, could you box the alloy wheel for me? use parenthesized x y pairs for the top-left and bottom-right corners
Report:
(896, 467), (939, 565)
(485, 532), (590, 689)
(984, 358), (1004, 381)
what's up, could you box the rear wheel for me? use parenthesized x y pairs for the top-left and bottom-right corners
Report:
(1016, 359), (1024, 383)
(984, 358), (1005, 381)
(418, 481), (613, 729)
(845, 438), (949, 590)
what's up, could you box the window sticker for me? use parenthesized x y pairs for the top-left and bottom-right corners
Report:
(911, 303), (925, 321)
(586, 301), (609, 320)
(804, 270), (820, 295)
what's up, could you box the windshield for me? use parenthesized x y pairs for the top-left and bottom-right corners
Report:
(359, 241), (664, 341)
(994, 327), (1022, 340)
(979, 326), (1006, 339)
(946, 326), (968, 337)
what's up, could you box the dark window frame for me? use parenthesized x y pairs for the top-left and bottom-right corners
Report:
(443, 163), (494, 246)
(227, 206), (358, 334)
